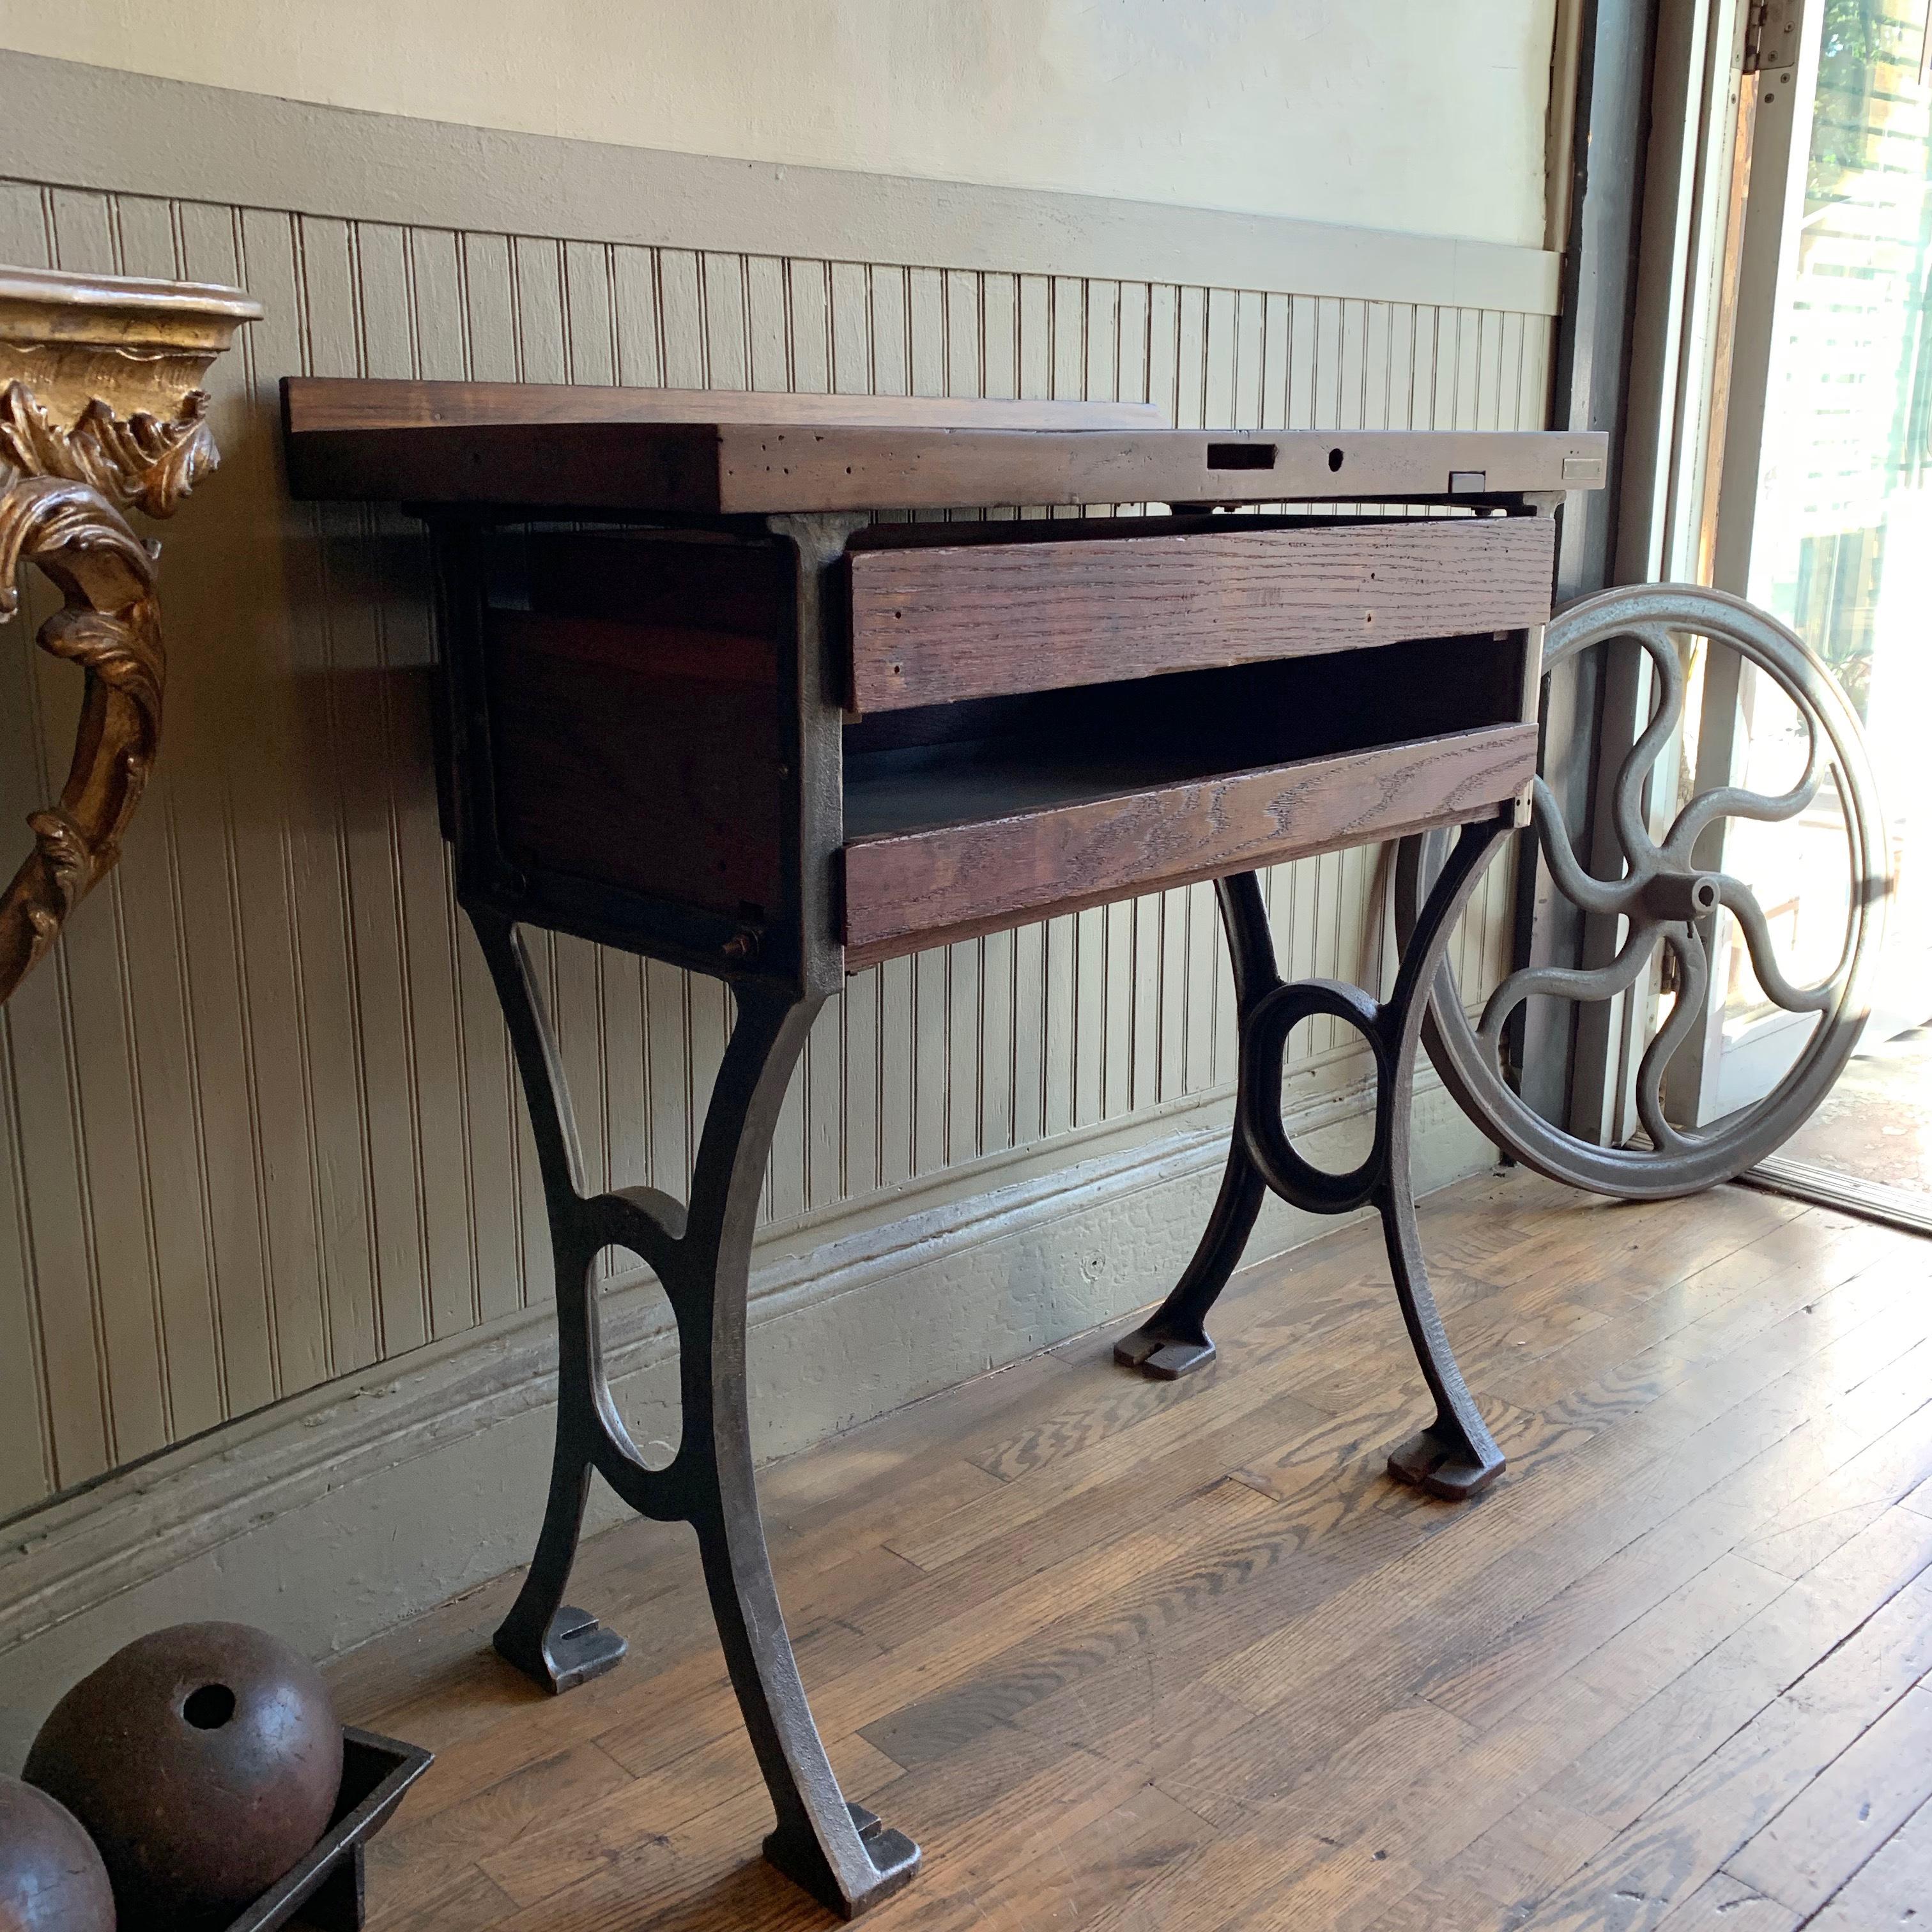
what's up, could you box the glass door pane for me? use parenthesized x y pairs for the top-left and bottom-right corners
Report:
(1726, 0), (1932, 1199)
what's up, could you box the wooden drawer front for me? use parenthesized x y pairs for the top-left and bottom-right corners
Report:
(845, 514), (1554, 713)
(842, 723), (1535, 963)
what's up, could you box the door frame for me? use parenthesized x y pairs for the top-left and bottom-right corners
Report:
(1674, 0), (1827, 1123)
(1551, 0), (1840, 1144)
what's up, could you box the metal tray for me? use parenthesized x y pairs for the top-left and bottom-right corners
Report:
(222, 1726), (433, 1932)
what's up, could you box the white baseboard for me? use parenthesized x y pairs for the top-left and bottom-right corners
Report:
(0, 1074), (1493, 1766)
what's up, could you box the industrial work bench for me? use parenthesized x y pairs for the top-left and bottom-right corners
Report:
(282, 378), (1606, 1917)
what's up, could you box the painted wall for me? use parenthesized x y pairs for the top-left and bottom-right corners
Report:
(0, 1), (1560, 247)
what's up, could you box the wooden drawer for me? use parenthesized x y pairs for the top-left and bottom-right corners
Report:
(839, 629), (1536, 963)
(845, 512), (1554, 714)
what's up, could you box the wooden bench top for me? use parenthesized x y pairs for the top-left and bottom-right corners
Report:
(281, 378), (1607, 514)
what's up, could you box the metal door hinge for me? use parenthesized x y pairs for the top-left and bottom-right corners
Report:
(1744, 0), (1799, 74)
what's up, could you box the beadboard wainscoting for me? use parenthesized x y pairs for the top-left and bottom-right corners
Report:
(0, 54), (1552, 1710)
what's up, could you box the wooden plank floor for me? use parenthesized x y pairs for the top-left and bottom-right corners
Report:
(328, 1169), (1932, 1931)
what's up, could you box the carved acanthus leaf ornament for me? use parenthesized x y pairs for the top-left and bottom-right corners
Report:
(0, 391), (191, 1000)
(0, 378), (220, 521)
(0, 263), (256, 1003)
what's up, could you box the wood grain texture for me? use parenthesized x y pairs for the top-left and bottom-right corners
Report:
(282, 378), (1167, 433)
(715, 424), (1602, 514)
(1722, 1684), (1932, 1913)
(0, 164), (1551, 1515)
(847, 514), (1557, 711)
(1804, 1793), (1932, 1931)
(482, 610), (785, 920)
(841, 726), (1535, 959)
(284, 399), (1604, 514)
(319, 1173), (1932, 1932)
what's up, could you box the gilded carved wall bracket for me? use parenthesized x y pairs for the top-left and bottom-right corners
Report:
(0, 267), (259, 1004)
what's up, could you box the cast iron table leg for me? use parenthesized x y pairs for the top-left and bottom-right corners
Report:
(472, 910), (919, 1918)
(1115, 816), (1509, 1501)
(1112, 873), (1272, 1380)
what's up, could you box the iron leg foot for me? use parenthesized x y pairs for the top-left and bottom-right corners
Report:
(493, 1604), (629, 1695)
(763, 1803), (922, 1920)
(1113, 1324), (1218, 1379)
(1386, 1424), (1506, 1501)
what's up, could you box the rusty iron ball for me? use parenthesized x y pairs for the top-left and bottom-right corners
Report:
(23, 1622), (342, 1928)
(0, 1775), (116, 1932)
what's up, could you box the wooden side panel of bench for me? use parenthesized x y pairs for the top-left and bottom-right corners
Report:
(841, 723), (1537, 962)
(845, 514), (1555, 712)
(485, 610), (785, 921)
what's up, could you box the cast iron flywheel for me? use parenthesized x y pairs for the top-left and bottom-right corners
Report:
(1395, 582), (1888, 1200)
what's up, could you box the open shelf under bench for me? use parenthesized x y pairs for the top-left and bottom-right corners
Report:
(838, 636), (1535, 962)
